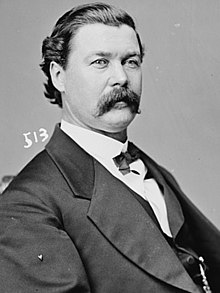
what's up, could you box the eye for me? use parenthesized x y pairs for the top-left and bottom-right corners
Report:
(124, 58), (141, 69)
(91, 58), (109, 69)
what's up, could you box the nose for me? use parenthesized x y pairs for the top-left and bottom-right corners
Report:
(110, 62), (128, 87)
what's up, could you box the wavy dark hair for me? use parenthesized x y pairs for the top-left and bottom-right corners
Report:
(40, 2), (144, 108)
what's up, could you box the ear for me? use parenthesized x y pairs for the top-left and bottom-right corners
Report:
(50, 61), (66, 92)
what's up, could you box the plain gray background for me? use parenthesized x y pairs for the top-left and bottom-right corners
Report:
(0, 0), (219, 228)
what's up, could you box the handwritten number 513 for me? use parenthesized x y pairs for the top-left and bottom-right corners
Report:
(23, 128), (49, 148)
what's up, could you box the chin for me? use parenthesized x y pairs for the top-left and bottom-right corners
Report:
(101, 109), (136, 131)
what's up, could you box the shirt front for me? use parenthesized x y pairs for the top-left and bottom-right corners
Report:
(61, 120), (172, 236)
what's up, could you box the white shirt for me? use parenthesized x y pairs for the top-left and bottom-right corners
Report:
(61, 120), (172, 236)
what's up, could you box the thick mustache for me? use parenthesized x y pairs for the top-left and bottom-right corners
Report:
(95, 87), (140, 117)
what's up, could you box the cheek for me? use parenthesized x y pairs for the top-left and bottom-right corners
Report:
(75, 70), (106, 97)
(136, 72), (142, 93)
(129, 73), (142, 94)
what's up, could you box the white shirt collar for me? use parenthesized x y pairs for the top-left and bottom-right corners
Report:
(60, 119), (127, 160)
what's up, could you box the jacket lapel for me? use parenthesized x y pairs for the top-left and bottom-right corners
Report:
(45, 125), (95, 200)
(88, 160), (200, 293)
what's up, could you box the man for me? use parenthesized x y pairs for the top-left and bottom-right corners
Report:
(0, 3), (219, 292)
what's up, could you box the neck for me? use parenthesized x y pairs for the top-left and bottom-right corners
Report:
(61, 116), (128, 143)
(99, 129), (127, 143)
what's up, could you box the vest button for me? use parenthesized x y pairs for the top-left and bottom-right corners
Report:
(186, 255), (195, 265)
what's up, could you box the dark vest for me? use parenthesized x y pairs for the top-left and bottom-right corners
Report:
(131, 171), (208, 291)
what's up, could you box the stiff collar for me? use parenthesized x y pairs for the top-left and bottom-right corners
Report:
(61, 120), (127, 160)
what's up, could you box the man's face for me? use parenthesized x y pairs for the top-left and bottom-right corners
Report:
(61, 23), (142, 134)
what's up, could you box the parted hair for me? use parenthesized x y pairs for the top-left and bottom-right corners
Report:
(40, 2), (144, 107)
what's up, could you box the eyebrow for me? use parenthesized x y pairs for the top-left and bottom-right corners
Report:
(123, 52), (142, 60)
(85, 51), (113, 62)
(85, 51), (142, 61)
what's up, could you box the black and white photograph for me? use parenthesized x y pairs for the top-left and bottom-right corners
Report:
(0, 1), (220, 292)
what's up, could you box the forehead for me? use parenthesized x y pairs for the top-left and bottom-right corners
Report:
(70, 23), (140, 56)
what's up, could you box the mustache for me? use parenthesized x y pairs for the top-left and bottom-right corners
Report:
(94, 87), (141, 117)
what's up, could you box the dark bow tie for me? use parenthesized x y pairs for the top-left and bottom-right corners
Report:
(113, 149), (140, 175)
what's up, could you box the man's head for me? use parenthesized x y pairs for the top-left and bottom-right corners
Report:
(40, 3), (144, 138)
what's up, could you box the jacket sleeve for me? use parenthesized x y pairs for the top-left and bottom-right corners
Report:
(0, 190), (91, 293)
